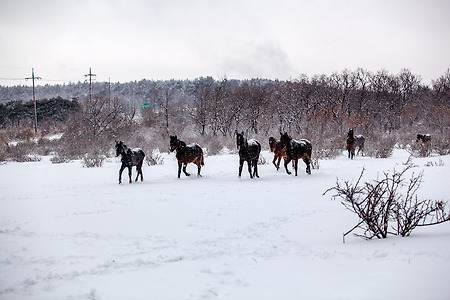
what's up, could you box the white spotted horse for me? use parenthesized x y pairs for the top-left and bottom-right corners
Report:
(115, 140), (145, 184)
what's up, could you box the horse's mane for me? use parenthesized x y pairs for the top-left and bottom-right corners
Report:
(178, 140), (187, 148)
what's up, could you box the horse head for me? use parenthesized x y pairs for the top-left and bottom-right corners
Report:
(115, 140), (126, 157)
(268, 137), (277, 152)
(236, 131), (245, 149)
(347, 129), (354, 139)
(169, 135), (178, 152)
(280, 132), (291, 147)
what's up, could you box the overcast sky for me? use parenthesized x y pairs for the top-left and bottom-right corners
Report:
(1, 0), (449, 87)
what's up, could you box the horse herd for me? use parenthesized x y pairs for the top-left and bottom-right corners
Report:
(114, 129), (431, 184)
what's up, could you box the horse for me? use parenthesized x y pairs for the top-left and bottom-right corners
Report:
(279, 132), (312, 176)
(115, 140), (145, 184)
(346, 129), (365, 159)
(169, 135), (204, 178)
(269, 136), (287, 170)
(236, 131), (261, 178)
(416, 134), (431, 143)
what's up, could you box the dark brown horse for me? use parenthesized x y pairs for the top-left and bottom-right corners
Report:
(416, 134), (431, 143)
(279, 132), (312, 176)
(115, 140), (145, 184)
(346, 129), (365, 159)
(269, 136), (287, 170)
(169, 135), (204, 178)
(236, 131), (261, 178)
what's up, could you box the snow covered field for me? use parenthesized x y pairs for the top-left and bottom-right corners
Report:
(1, 149), (449, 300)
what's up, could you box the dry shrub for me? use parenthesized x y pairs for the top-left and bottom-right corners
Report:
(408, 141), (432, 157)
(145, 149), (165, 166)
(82, 150), (106, 167)
(325, 164), (450, 242)
(365, 132), (397, 158)
(312, 135), (343, 159)
(432, 135), (450, 156)
(3, 140), (41, 162)
(195, 135), (235, 156)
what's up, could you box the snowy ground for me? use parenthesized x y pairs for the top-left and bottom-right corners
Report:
(0, 149), (449, 300)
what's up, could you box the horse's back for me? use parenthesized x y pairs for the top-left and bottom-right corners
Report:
(291, 139), (312, 157)
(187, 143), (203, 154)
(248, 139), (261, 153)
(130, 149), (145, 165)
(355, 135), (365, 146)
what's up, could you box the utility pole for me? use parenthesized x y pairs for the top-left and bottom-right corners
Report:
(84, 67), (96, 101)
(108, 77), (111, 101)
(25, 68), (41, 133)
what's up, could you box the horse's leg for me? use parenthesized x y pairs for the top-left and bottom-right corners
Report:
(253, 159), (259, 178)
(183, 163), (191, 177)
(303, 157), (311, 175)
(128, 166), (132, 183)
(238, 158), (244, 177)
(177, 161), (182, 178)
(284, 158), (292, 175)
(135, 162), (143, 182)
(134, 165), (139, 182)
(118, 164), (126, 184)
(358, 145), (364, 156)
(247, 159), (253, 179)
(272, 155), (278, 170)
(277, 156), (283, 170)
(294, 159), (298, 176)
(196, 159), (202, 177)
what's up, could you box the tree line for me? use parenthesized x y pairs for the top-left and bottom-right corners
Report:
(0, 96), (80, 129)
(0, 68), (449, 162)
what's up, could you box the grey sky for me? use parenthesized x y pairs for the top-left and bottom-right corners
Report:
(1, 0), (449, 86)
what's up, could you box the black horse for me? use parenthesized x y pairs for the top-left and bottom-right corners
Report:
(169, 135), (204, 178)
(279, 132), (312, 176)
(236, 131), (261, 178)
(346, 129), (365, 159)
(416, 133), (431, 143)
(115, 140), (145, 184)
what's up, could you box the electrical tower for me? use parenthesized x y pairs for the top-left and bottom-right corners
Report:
(84, 67), (96, 101)
(25, 68), (41, 133)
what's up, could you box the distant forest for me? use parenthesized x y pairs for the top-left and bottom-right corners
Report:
(0, 68), (449, 163)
